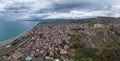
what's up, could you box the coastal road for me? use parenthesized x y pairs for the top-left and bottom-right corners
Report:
(0, 39), (29, 57)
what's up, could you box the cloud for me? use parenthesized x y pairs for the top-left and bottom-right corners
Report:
(44, 10), (110, 19)
(0, 0), (120, 20)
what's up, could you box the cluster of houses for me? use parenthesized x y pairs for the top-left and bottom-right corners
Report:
(0, 22), (107, 61)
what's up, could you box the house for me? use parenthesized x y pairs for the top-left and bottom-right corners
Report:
(94, 24), (104, 28)
(69, 52), (76, 57)
(12, 52), (23, 59)
(60, 49), (68, 54)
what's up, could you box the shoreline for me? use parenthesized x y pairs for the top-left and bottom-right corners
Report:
(0, 30), (29, 47)
(0, 22), (39, 47)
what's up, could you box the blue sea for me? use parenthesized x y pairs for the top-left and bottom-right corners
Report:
(0, 21), (39, 42)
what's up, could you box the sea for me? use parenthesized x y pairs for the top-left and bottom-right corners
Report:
(0, 21), (39, 42)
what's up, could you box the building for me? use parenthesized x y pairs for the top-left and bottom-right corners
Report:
(12, 52), (23, 59)
(94, 24), (104, 28)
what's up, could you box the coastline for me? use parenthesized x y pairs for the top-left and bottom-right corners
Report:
(0, 22), (39, 47)
(0, 30), (29, 47)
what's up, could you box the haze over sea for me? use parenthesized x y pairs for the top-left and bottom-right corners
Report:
(0, 21), (39, 42)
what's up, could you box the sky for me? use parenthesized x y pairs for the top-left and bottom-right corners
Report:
(0, 0), (120, 21)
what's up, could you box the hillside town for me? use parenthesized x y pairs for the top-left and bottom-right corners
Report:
(0, 17), (120, 61)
